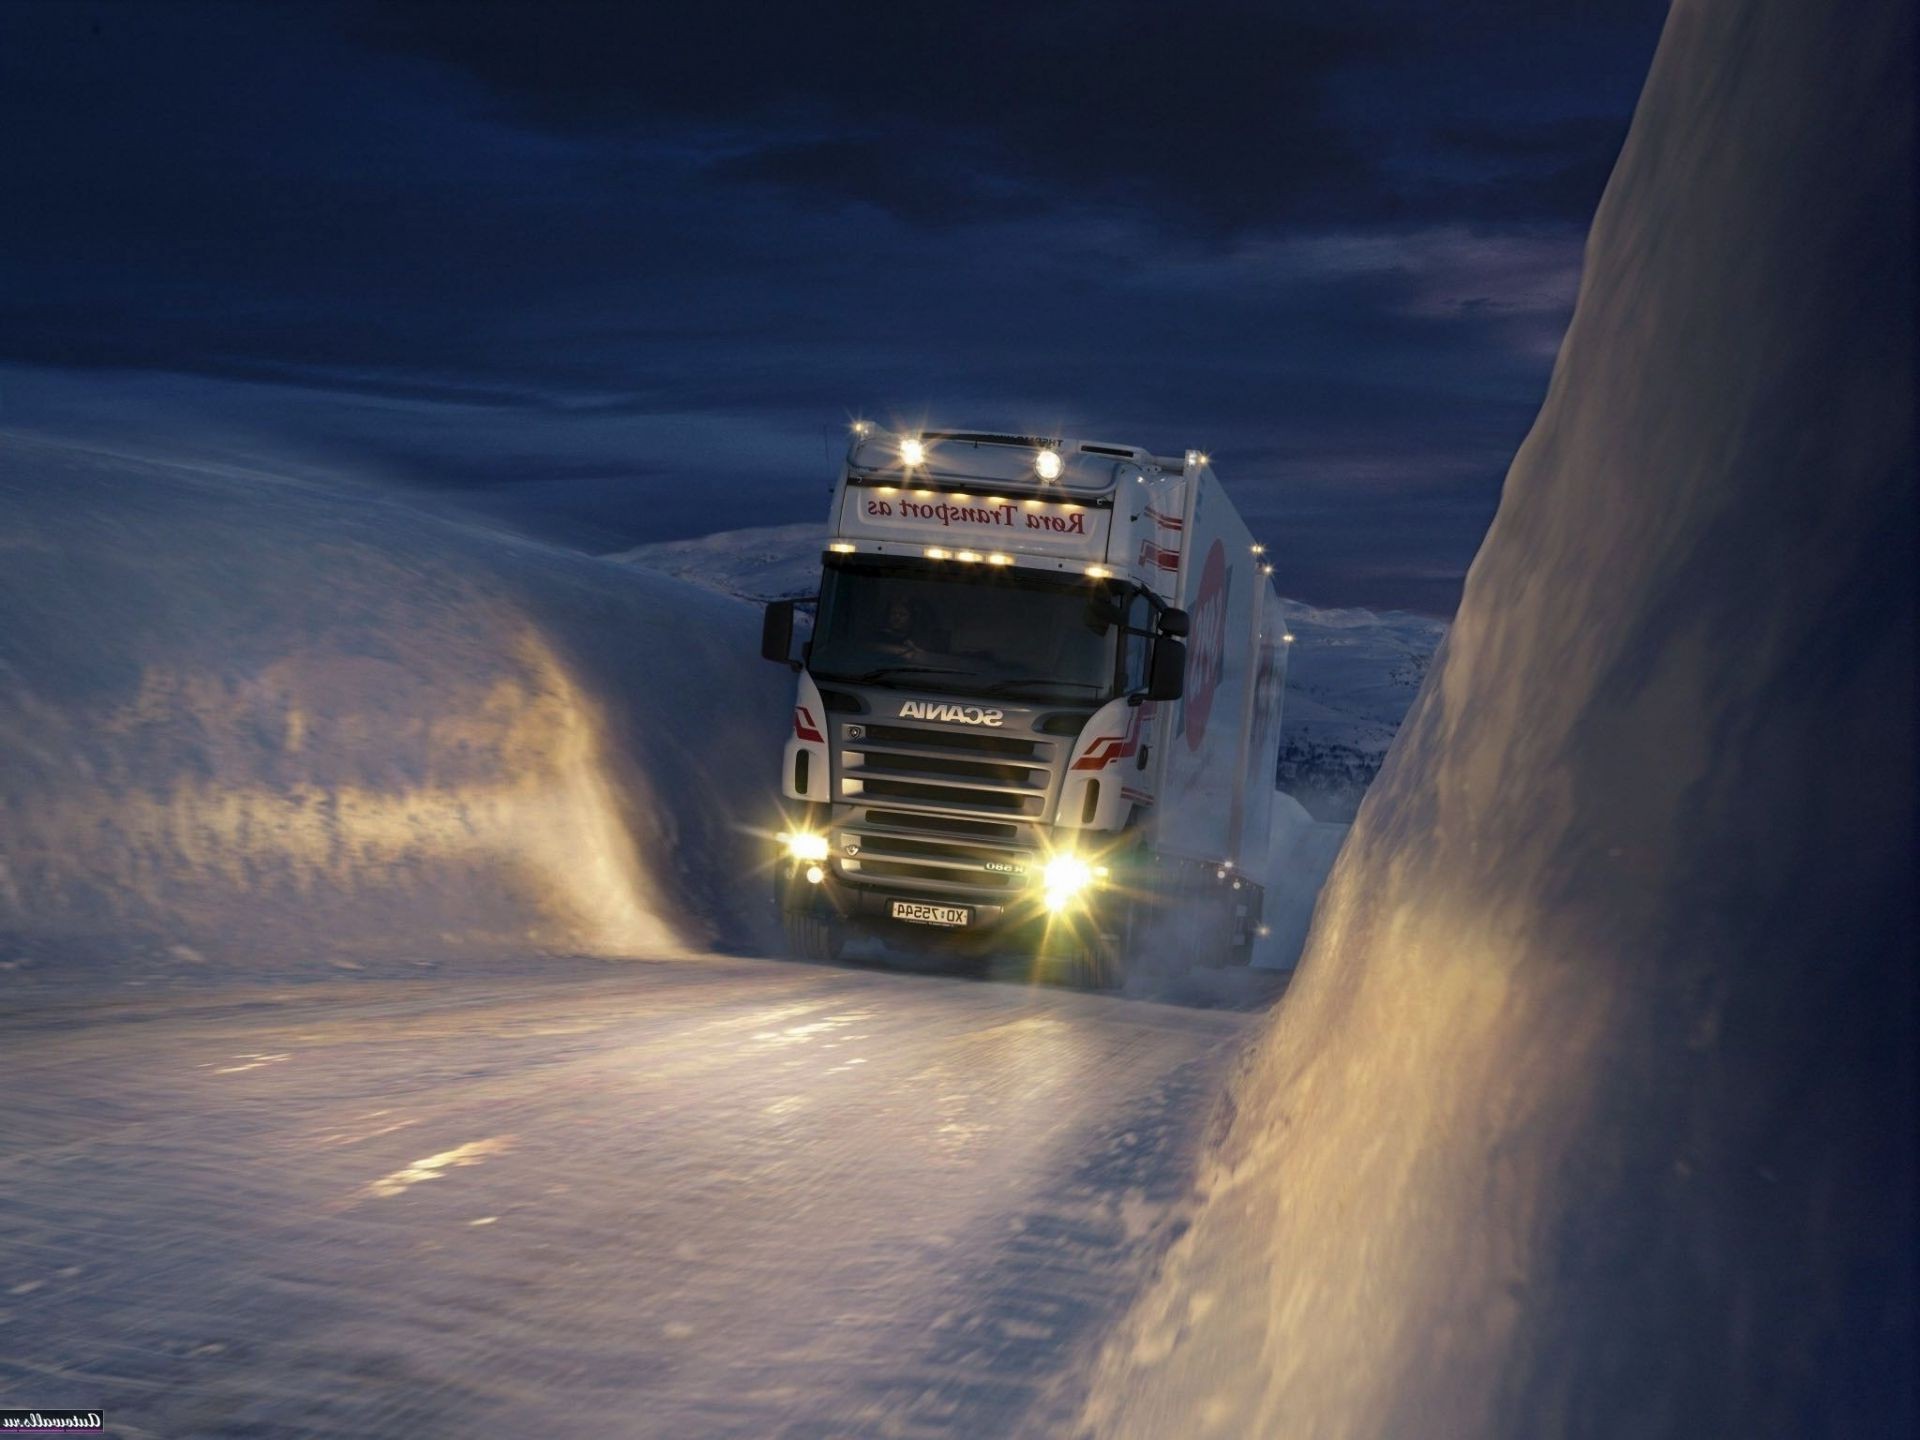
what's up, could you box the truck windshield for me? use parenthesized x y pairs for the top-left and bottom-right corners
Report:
(809, 558), (1121, 703)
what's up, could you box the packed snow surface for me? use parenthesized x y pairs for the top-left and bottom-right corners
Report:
(0, 954), (1260, 1437)
(1084, 2), (1914, 1435)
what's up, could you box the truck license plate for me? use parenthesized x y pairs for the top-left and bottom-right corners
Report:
(890, 901), (970, 927)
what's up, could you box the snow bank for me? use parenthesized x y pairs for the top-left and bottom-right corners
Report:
(0, 436), (791, 983)
(1085, 3), (1913, 1435)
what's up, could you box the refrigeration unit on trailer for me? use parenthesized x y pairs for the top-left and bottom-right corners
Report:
(759, 425), (1290, 986)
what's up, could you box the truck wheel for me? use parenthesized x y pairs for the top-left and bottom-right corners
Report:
(783, 909), (846, 964)
(1048, 905), (1130, 991)
(1071, 932), (1125, 991)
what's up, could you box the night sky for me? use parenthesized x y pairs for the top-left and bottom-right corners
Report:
(1, 2), (1669, 614)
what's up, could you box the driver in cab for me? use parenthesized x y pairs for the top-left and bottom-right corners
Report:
(872, 594), (942, 661)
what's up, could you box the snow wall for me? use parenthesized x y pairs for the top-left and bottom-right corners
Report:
(1084, 3), (1914, 1436)
(0, 436), (792, 980)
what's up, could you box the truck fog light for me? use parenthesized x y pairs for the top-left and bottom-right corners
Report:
(784, 832), (829, 863)
(1042, 854), (1094, 912)
(805, 864), (825, 885)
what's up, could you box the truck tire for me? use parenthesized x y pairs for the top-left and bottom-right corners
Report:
(1070, 931), (1126, 991)
(1047, 901), (1131, 991)
(783, 909), (846, 964)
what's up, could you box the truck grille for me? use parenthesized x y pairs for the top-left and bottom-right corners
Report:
(834, 722), (1058, 901)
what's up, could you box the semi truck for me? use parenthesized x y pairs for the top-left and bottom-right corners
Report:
(760, 425), (1289, 986)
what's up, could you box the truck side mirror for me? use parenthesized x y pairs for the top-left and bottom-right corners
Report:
(1158, 608), (1190, 638)
(1146, 636), (1186, 701)
(761, 600), (798, 667)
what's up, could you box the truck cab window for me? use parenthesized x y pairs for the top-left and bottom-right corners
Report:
(810, 557), (1121, 703)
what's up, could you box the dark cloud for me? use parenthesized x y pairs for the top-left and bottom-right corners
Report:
(341, 1), (1658, 235)
(343, 3), (1378, 232)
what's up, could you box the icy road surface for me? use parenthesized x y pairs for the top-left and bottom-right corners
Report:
(0, 954), (1271, 1438)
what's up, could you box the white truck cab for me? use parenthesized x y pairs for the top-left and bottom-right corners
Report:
(761, 426), (1288, 985)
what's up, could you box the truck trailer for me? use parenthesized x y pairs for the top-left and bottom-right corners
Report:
(760, 426), (1289, 986)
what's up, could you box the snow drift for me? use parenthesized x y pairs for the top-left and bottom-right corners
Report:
(1085, 3), (1913, 1436)
(0, 436), (791, 981)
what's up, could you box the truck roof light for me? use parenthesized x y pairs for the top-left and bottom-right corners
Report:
(925, 546), (950, 560)
(1085, 564), (1111, 579)
(1035, 449), (1063, 481)
(850, 419), (872, 436)
(900, 437), (926, 467)
(828, 542), (856, 554)
(1283, 632), (1295, 643)
(1250, 543), (1265, 555)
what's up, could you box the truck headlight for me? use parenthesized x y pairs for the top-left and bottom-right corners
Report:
(784, 832), (830, 863)
(1042, 854), (1094, 912)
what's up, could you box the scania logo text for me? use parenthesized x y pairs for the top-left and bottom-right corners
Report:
(899, 700), (1005, 727)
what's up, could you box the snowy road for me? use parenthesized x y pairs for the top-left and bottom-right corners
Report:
(0, 954), (1272, 1438)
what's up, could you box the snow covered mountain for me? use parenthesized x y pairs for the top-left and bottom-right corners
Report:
(611, 523), (1448, 820)
(605, 522), (828, 605)
(1274, 601), (1448, 819)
